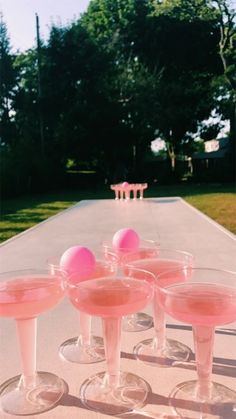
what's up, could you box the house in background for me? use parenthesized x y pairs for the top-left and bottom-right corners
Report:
(192, 137), (231, 180)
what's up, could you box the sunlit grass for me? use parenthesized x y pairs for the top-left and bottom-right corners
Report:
(0, 200), (77, 242)
(185, 193), (236, 234)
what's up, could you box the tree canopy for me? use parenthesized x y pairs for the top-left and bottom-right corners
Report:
(0, 0), (235, 196)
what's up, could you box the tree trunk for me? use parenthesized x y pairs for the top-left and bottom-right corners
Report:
(167, 143), (176, 172)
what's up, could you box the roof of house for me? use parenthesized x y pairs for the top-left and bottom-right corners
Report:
(192, 137), (230, 160)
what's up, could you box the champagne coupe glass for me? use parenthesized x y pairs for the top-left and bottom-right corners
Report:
(68, 268), (154, 415)
(125, 249), (194, 367)
(0, 269), (66, 416)
(110, 184), (120, 200)
(157, 267), (236, 419)
(48, 252), (117, 364)
(131, 183), (139, 200)
(103, 238), (160, 332)
(139, 183), (148, 199)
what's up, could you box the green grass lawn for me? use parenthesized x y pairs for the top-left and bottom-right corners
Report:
(0, 183), (235, 243)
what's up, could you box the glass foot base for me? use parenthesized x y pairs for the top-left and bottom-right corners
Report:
(133, 337), (192, 367)
(169, 380), (236, 418)
(0, 371), (65, 416)
(59, 335), (105, 364)
(122, 313), (153, 332)
(80, 371), (151, 415)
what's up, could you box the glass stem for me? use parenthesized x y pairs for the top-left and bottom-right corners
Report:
(79, 312), (91, 346)
(193, 325), (215, 400)
(16, 318), (37, 388)
(102, 317), (121, 388)
(153, 292), (166, 350)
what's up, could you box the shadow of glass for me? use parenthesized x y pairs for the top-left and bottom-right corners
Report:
(169, 390), (236, 419)
(121, 344), (236, 378)
(147, 198), (180, 204)
(60, 392), (145, 416)
(58, 381), (236, 419)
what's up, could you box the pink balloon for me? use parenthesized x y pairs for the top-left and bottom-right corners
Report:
(112, 228), (140, 252)
(60, 246), (96, 284)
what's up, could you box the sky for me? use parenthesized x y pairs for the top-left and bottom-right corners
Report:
(0, 0), (91, 52)
(1, 0), (235, 52)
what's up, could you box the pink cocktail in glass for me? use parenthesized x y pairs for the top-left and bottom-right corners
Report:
(68, 270), (154, 415)
(48, 253), (116, 364)
(157, 267), (236, 418)
(125, 249), (193, 366)
(0, 269), (65, 416)
(103, 238), (160, 332)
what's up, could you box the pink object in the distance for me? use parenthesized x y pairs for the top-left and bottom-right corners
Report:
(112, 228), (140, 252)
(122, 182), (129, 188)
(60, 246), (96, 283)
(110, 183), (148, 200)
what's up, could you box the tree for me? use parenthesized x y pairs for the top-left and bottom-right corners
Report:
(0, 14), (16, 148)
(213, 0), (236, 177)
(214, 0), (236, 91)
(4, 48), (53, 194)
(81, 0), (226, 176)
(133, 0), (224, 172)
(0, 15), (21, 196)
(2, 0), (234, 196)
(81, 0), (162, 177)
